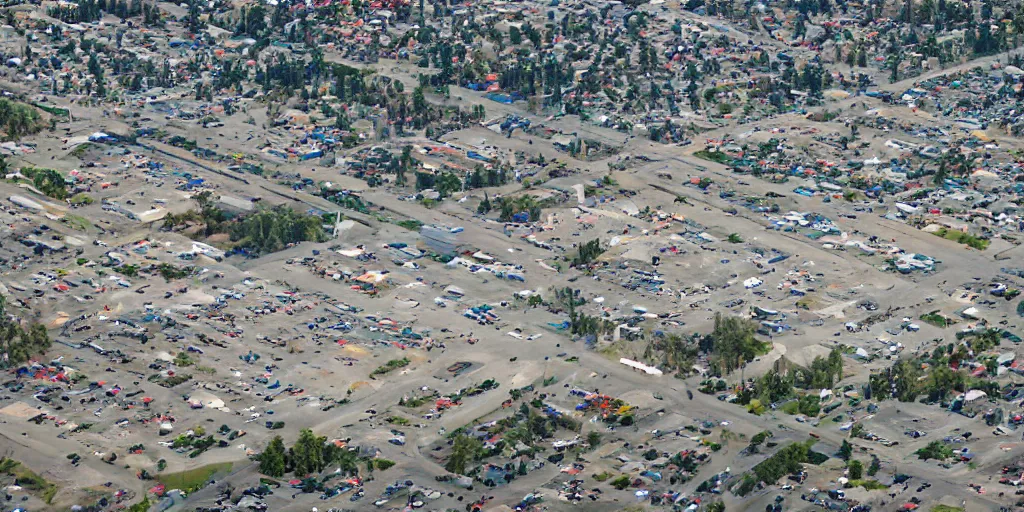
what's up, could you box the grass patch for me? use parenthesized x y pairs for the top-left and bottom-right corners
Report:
(919, 311), (952, 328)
(387, 416), (411, 426)
(69, 192), (94, 205)
(931, 506), (964, 512)
(694, 150), (732, 165)
(933, 228), (989, 250)
(395, 219), (423, 231)
(0, 458), (58, 504)
(779, 401), (800, 415)
(156, 462), (232, 492)
(64, 213), (92, 231)
(849, 479), (888, 490)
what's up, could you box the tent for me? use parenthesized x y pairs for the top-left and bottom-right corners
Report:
(964, 389), (987, 402)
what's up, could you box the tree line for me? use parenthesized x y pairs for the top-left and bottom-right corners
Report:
(163, 192), (327, 256)
(257, 429), (360, 478)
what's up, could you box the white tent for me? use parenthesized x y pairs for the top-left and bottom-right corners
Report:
(964, 390), (987, 402)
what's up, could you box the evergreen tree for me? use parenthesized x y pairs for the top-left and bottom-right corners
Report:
(258, 436), (287, 477)
(848, 459), (863, 479)
(292, 429), (326, 476)
(839, 439), (852, 461)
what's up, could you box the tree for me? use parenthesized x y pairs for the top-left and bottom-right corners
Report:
(838, 440), (852, 461)
(797, 394), (820, 416)
(571, 239), (605, 266)
(435, 172), (462, 198)
(498, 199), (514, 222)
(848, 459), (863, 479)
(128, 496), (151, 512)
(750, 441), (811, 486)
(867, 455), (880, 476)
(509, 26), (522, 45)
(888, 52), (903, 82)
(258, 436), (287, 477)
(0, 100), (42, 141)
(231, 206), (327, 255)
(477, 193), (492, 214)
(850, 423), (864, 439)
(397, 145), (412, 186)
(323, 443), (360, 476)
(892, 360), (922, 402)
(703, 314), (766, 373)
(0, 294), (52, 367)
(27, 168), (68, 199)
(412, 86), (427, 114)
(445, 434), (482, 475)
(586, 431), (602, 448)
(292, 429), (326, 476)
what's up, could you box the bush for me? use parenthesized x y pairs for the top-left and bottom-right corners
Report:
(396, 219), (424, 230)
(610, 475), (631, 490)
(797, 394), (820, 416)
(733, 474), (758, 496)
(371, 358), (411, 377)
(69, 192), (94, 205)
(915, 441), (954, 461)
(747, 399), (766, 415)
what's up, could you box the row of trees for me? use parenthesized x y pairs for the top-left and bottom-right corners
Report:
(164, 193), (327, 256)
(258, 429), (359, 478)
(0, 295), (52, 368)
(570, 239), (605, 267)
(868, 357), (999, 403)
(793, 349), (844, 390)
(734, 440), (813, 494)
(230, 206), (327, 255)
(445, 398), (584, 476)
(483, 195), (541, 223)
(643, 315), (786, 378)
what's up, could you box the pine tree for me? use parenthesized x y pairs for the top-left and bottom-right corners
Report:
(848, 459), (864, 479)
(477, 193), (492, 214)
(839, 439), (852, 461)
(258, 436), (287, 477)
(292, 429), (326, 476)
